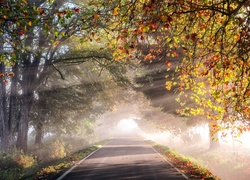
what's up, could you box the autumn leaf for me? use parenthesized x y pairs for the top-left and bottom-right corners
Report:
(190, 33), (197, 41)
(93, 14), (99, 19)
(40, 9), (45, 15)
(200, 70), (208, 76)
(74, 8), (80, 13)
(95, 38), (101, 42)
(57, 11), (65, 17)
(18, 29), (25, 36)
(161, 15), (167, 21)
(245, 89), (250, 97)
(22, 0), (27, 4)
(164, 23), (169, 29)
(173, 51), (179, 57)
(167, 16), (173, 23)
(6, 72), (15, 77)
(113, 7), (120, 16)
(28, 21), (32, 26)
(165, 60), (172, 67)
(166, 81), (172, 90)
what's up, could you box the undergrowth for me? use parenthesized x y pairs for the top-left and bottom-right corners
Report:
(0, 139), (107, 180)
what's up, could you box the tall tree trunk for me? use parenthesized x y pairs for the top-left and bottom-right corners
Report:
(0, 78), (6, 151)
(16, 61), (34, 152)
(8, 64), (18, 149)
(34, 122), (43, 146)
(16, 93), (33, 152)
(0, 63), (10, 151)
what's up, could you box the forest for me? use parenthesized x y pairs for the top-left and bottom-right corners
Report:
(0, 0), (249, 179)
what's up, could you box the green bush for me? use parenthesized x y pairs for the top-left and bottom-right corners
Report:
(0, 152), (23, 180)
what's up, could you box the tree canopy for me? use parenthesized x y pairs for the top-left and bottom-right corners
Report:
(93, 0), (250, 136)
(0, 0), (250, 152)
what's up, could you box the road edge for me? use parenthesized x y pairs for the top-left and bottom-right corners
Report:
(140, 135), (190, 180)
(56, 140), (112, 180)
(150, 145), (190, 180)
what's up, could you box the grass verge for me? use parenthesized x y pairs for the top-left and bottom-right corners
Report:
(146, 140), (221, 180)
(0, 140), (108, 180)
(28, 145), (101, 180)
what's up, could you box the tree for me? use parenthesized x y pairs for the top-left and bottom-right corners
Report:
(1, 0), (249, 152)
(30, 60), (127, 146)
(0, 0), (127, 152)
(93, 0), (250, 137)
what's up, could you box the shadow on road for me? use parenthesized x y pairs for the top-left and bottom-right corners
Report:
(65, 161), (184, 180)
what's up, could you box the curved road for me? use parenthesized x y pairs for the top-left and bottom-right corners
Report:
(58, 135), (187, 180)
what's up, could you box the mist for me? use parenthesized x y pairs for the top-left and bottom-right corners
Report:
(93, 96), (250, 180)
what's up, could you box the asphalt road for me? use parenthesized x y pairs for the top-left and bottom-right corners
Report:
(59, 135), (187, 180)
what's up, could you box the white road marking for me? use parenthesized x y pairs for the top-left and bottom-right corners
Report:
(150, 145), (190, 180)
(57, 137), (189, 180)
(56, 146), (102, 180)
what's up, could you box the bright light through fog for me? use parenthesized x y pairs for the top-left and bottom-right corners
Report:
(115, 118), (139, 134)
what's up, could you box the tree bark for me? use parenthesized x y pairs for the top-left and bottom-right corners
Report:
(8, 64), (18, 149)
(34, 122), (43, 146)
(16, 92), (33, 152)
(0, 63), (11, 151)
(0, 79), (6, 151)
(16, 60), (35, 152)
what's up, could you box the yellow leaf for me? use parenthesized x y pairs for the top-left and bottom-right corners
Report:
(165, 81), (172, 90)
(22, 0), (28, 4)
(113, 7), (120, 16)
(28, 21), (32, 26)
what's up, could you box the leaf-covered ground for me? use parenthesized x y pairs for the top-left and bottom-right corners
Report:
(152, 143), (221, 180)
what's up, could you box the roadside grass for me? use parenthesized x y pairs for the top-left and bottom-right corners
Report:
(28, 145), (101, 180)
(145, 140), (221, 180)
(0, 140), (108, 180)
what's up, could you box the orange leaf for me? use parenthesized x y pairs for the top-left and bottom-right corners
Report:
(40, 9), (45, 15)
(165, 60), (172, 67)
(93, 14), (99, 19)
(200, 70), (208, 76)
(113, 7), (120, 15)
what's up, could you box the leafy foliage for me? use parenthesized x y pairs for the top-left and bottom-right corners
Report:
(87, 0), (250, 135)
(1, 0), (250, 153)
